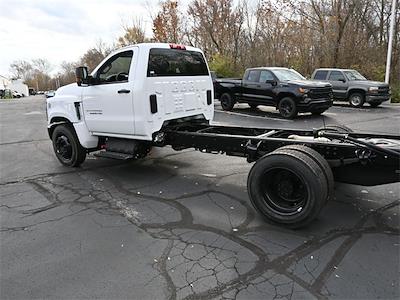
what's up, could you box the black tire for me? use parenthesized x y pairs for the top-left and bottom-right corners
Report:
(278, 97), (298, 119)
(249, 103), (258, 109)
(348, 92), (365, 108)
(274, 145), (334, 203)
(220, 93), (235, 111)
(52, 124), (86, 167)
(323, 124), (353, 133)
(247, 150), (329, 228)
(369, 102), (381, 108)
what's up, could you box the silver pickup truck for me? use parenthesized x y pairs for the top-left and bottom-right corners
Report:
(311, 68), (391, 108)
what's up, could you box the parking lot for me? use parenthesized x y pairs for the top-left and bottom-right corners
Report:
(1, 96), (399, 299)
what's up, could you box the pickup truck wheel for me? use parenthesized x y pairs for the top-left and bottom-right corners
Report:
(247, 149), (328, 228)
(278, 97), (298, 119)
(220, 93), (235, 111)
(52, 125), (86, 167)
(348, 93), (365, 108)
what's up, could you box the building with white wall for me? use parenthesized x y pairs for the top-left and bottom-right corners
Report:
(0, 76), (29, 96)
(10, 79), (29, 96)
(0, 75), (10, 90)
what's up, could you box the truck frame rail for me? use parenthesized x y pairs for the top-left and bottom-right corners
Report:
(156, 123), (400, 187)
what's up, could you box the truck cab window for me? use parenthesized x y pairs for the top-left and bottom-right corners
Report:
(328, 71), (346, 82)
(259, 71), (274, 82)
(147, 48), (208, 77)
(247, 70), (260, 82)
(314, 70), (328, 80)
(96, 51), (133, 84)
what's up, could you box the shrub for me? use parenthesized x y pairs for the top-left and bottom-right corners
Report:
(391, 85), (400, 103)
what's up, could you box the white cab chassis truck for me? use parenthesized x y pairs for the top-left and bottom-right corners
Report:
(47, 43), (400, 228)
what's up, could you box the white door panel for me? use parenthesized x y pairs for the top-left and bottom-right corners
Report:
(82, 82), (134, 135)
(82, 48), (137, 136)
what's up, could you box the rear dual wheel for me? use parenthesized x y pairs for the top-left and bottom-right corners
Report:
(247, 145), (333, 228)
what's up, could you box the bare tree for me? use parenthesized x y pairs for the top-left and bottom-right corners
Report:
(118, 18), (148, 47)
(9, 60), (32, 80)
(80, 40), (113, 71)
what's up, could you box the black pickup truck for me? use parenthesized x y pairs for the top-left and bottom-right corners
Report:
(213, 67), (333, 118)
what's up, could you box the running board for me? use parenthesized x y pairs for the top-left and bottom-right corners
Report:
(94, 151), (134, 160)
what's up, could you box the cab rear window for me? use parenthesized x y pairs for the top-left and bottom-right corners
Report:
(147, 48), (209, 77)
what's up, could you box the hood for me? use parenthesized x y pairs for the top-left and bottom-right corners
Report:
(284, 80), (331, 88)
(351, 80), (389, 87)
(55, 83), (78, 95)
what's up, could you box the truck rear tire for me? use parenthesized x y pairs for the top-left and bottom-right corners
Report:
(348, 92), (365, 108)
(52, 124), (86, 167)
(278, 97), (298, 119)
(247, 148), (329, 228)
(220, 93), (235, 111)
(275, 145), (334, 202)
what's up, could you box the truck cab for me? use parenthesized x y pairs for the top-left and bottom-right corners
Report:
(47, 43), (213, 166)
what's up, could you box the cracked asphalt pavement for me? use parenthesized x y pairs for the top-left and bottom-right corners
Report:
(1, 96), (399, 299)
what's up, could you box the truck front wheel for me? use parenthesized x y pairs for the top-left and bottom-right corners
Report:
(278, 97), (298, 119)
(220, 93), (235, 111)
(52, 125), (86, 167)
(348, 92), (365, 108)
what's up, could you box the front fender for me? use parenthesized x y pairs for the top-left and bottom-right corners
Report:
(48, 120), (99, 149)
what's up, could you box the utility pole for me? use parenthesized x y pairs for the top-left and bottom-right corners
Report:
(385, 0), (397, 84)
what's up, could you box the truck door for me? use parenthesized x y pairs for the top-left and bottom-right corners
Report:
(327, 71), (348, 100)
(253, 70), (276, 105)
(242, 70), (260, 102)
(82, 49), (137, 135)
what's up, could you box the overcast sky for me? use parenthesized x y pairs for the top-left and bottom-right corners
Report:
(0, 0), (161, 76)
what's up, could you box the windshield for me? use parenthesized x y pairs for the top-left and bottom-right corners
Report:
(272, 69), (305, 81)
(344, 70), (366, 81)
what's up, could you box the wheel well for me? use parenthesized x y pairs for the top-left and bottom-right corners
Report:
(348, 89), (365, 99)
(277, 93), (295, 105)
(48, 117), (73, 138)
(220, 90), (233, 98)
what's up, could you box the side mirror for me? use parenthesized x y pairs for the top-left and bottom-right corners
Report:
(75, 66), (88, 86)
(339, 78), (346, 83)
(266, 80), (277, 86)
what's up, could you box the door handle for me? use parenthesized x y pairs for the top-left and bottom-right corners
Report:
(117, 89), (130, 94)
(256, 85), (261, 87)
